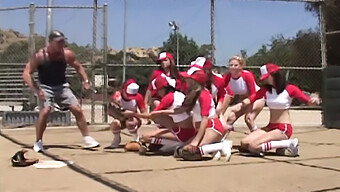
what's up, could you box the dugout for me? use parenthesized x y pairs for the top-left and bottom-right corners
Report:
(322, 65), (340, 128)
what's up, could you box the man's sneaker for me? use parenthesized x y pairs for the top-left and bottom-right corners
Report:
(33, 140), (44, 152)
(276, 138), (299, 157)
(221, 140), (233, 161)
(83, 136), (100, 149)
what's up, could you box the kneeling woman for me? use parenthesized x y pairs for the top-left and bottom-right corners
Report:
(138, 76), (196, 154)
(179, 70), (232, 160)
(108, 79), (146, 148)
(238, 63), (319, 156)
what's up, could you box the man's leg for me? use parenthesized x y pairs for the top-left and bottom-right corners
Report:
(33, 107), (51, 152)
(34, 85), (54, 152)
(36, 107), (51, 141)
(60, 85), (99, 148)
(69, 104), (89, 136)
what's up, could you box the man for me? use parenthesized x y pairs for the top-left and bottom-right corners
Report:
(22, 30), (99, 152)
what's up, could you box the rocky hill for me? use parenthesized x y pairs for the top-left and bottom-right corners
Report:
(0, 29), (28, 53)
(0, 29), (160, 58)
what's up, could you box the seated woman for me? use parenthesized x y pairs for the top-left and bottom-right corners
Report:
(107, 79), (146, 149)
(169, 69), (232, 161)
(137, 76), (196, 155)
(238, 63), (319, 157)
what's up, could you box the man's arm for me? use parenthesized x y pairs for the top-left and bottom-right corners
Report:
(23, 52), (46, 100)
(65, 49), (90, 89)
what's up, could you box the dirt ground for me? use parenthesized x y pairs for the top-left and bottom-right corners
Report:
(1, 110), (340, 192)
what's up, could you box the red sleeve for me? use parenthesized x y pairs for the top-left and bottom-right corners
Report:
(224, 73), (231, 86)
(242, 70), (257, 97)
(135, 93), (146, 110)
(147, 70), (163, 91)
(154, 92), (174, 111)
(199, 90), (212, 117)
(249, 86), (267, 103)
(286, 84), (310, 104)
(213, 75), (227, 102)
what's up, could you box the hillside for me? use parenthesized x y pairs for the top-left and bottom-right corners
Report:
(0, 29), (28, 53)
(0, 29), (160, 59)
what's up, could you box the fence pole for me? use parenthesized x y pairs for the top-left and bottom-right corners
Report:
(91, 0), (98, 124)
(319, 2), (327, 69)
(28, 3), (36, 109)
(210, 0), (216, 64)
(45, 0), (53, 46)
(122, 0), (127, 83)
(102, 3), (108, 123)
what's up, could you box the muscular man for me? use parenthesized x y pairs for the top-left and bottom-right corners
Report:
(22, 30), (99, 152)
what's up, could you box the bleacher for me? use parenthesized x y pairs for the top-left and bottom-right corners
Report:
(0, 64), (77, 112)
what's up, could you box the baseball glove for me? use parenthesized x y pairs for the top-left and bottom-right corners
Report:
(124, 141), (141, 152)
(108, 101), (128, 122)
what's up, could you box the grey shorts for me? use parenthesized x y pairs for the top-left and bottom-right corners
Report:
(38, 83), (79, 110)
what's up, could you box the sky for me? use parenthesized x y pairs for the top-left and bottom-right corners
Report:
(0, 0), (319, 65)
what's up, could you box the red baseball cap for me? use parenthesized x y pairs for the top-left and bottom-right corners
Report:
(190, 57), (213, 69)
(123, 79), (139, 99)
(180, 69), (207, 85)
(260, 63), (280, 81)
(156, 52), (174, 64)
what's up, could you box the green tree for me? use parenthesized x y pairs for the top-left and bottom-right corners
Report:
(305, 1), (340, 65)
(161, 33), (200, 65)
(247, 29), (321, 93)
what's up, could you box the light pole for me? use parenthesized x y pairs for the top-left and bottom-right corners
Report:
(169, 21), (179, 65)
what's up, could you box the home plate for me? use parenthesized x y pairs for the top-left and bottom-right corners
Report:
(33, 160), (74, 169)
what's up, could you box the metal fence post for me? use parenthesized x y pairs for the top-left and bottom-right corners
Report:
(319, 2), (327, 69)
(91, 0), (98, 124)
(28, 3), (36, 109)
(210, 0), (215, 64)
(122, 0), (127, 83)
(102, 3), (108, 123)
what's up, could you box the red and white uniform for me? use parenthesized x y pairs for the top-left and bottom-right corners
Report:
(210, 72), (233, 102)
(224, 70), (259, 97)
(192, 89), (226, 136)
(249, 84), (311, 138)
(249, 84), (310, 109)
(154, 91), (189, 123)
(154, 91), (195, 142)
(147, 69), (181, 98)
(111, 91), (145, 112)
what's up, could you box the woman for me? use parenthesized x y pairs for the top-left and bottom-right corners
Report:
(179, 69), (232, 160)
(108, 79), (146, 148)
(144, 52), (180, 110)
(238, 63), (319, 156)
(188, 57), (233, 116)
(224, 55), (265, 132)
(137, 76), (196, 154)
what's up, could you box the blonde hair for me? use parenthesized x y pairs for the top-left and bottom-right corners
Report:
(228, 55), (245, 67)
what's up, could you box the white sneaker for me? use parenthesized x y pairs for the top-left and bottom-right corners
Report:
(221, 140), (233, 161)
(287, 138), (299, 157)
(108, 136), (121, 149)
(83, 136), (100, 149)
(33, 140), (44, 152)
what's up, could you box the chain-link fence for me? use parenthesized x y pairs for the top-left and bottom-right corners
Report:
(0, 2), (108, 125)
(0, 0), (326, 126)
